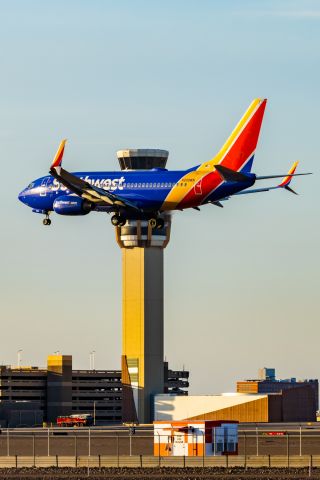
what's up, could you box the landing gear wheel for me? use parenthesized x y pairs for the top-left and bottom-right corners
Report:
(111, 215), (126, 227)
(156, 218), (164, 229)
(43, 213), (51, 226)
(111, 215), (120, 226)
(149, 218), (157, 229)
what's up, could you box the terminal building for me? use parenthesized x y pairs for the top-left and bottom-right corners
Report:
(237, 367), (319, 411)
(0, 355), (189, 427)
(154, 368), (318, 423)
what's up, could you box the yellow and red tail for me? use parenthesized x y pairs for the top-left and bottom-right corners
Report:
(198, 98), (267, 173)
(161, 99), (267, 210)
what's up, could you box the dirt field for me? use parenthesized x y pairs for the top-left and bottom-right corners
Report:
(0, 467), (318, 479)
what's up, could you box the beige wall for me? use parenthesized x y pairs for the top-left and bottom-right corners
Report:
(154, 394), (269, 423)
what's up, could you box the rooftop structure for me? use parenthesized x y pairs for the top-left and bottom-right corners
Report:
(237, 368), (319, 410)
(117, 149), (169, 170)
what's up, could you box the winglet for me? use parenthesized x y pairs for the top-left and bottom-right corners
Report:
(278, 161), (299, 188)
(50, 139), (67, 170)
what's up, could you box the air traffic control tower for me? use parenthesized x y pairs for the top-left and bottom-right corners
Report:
(115, 149), (171, 424)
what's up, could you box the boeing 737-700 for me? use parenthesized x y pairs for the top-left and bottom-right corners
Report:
(18, 98), (310, 227)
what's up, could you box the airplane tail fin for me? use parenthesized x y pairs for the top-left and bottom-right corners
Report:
(198, 98), (267, 173)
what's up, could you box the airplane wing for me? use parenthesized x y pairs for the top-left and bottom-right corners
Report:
(49, 140), (141, 212)
(235, 161), (310, 196)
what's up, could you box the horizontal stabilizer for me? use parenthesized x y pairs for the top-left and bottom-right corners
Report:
(215, 165), (249, 182)
(285, 185), (298, 195)
(256, 161), (311, 182)
(236, 161), (310, 197)
(256, 173), (311, 180)
(215, 165), (251, 183)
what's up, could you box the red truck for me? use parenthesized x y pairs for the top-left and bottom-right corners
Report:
(57, 414), (93, 427)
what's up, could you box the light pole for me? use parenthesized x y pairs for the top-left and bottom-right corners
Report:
(90, 351), (96, 370)
(17, 349), (22, 368)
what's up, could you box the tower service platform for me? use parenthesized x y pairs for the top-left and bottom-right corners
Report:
(115, 149), (171, 424)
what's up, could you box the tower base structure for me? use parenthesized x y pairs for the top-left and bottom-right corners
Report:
(116, 217), (171, 423)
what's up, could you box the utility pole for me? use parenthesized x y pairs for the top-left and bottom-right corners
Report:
(17, 349), (22, 368)
(89, 351), (96, 370)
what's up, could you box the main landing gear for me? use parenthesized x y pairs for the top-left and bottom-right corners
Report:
(111, 214), (126, 227)
(43, 213), (51, 226)
(149, 217), (164, 229)
(110, 214), (165, 230)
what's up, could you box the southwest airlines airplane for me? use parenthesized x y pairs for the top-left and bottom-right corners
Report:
(18, 98), (310, 227)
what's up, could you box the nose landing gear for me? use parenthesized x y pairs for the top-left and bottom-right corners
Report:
(43, 213), (51, 226)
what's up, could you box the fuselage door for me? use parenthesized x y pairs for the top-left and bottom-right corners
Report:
(194, 178), (202, 195)
(40, 177), (50, 197)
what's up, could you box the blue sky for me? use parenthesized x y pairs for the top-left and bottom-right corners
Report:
(1, 0), (319, 393)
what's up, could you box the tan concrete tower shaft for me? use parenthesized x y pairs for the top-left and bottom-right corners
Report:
(116, 218), (171, 424)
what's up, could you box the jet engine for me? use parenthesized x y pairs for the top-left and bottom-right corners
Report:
(53, 196), (93, 216)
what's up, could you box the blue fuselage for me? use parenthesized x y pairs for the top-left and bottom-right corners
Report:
(18, 169), (255, 214)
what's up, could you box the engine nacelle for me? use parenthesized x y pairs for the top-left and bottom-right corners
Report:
(53, 196), (92, 216)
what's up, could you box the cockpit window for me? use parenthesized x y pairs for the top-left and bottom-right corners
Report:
(27, 182), (35, 189)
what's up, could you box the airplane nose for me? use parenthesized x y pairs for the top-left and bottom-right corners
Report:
(18, 189), (26, 204)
